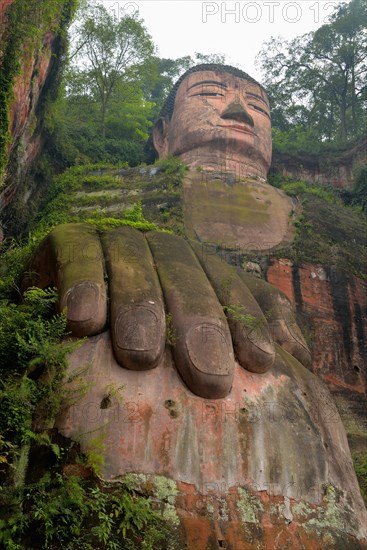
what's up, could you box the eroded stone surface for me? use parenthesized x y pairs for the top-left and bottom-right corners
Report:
(183, 173), (294, 251)
(0, 0), (68, 233)
(102, 226), (166, 370)
(27, 224), (304, 398)
(57, 333), (367, 547)
(154, 67), (272, 180)
(147, 231), (235, 398)
(267, 260), (367, 451)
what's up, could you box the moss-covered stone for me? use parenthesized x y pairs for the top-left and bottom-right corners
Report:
(101, 226), (166, 370)
(239, 270), (311, 367)
(120, 473), (180, 526)
(1, 0), (78, 231)
(275, 186), (367, 279)
(183, 172), (294, 251)
(236, 487), (264, 524)
(146, 231), (235, 398)
(28, 164), (185, 236)
(191, 241), (275, 374)
(39, 223), (107, 336)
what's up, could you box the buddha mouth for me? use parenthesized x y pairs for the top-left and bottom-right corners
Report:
(218, 124), (255, 135)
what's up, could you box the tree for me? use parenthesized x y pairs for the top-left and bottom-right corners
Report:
(44, 3), (156, 166)
(142, 52), (226, 120)
(257, 0), (367, 147)
(70, 3), (154, 138)
(352, 164), (367, 210)
(45, 2), (226, 167)
(45, 69), (155, 166)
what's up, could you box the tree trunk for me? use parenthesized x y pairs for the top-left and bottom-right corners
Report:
(340, 74), (348, 141)
(101, 101), (106, 140)
(340, 101), (347, 141)
(351, 57), (357, 133)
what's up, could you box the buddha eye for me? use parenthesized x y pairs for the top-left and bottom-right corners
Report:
(192, 92), (224, 98)
(249, 103), (270, 119)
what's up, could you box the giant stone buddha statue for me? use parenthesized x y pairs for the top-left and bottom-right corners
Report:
(24, 65), (367, 548)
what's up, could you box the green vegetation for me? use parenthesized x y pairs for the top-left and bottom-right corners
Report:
(223, 304), (265, 333)
(0, 286), (76, 488)
(353, 452), (367, 505)
(44, 1), (225, 169)
(0, 0), (78, 183)
(269, 162), (367, 211)
(86, 216), (162, 233)
(154, 156), (187, 188)
(257, 0), (366, 152)
(0, 167), (183, 548)
(0, 470), (180, 549)
(85, 201), (168, 233)
(165, 313), (177, 347)
(278, 180), (345, 205)
(20, 159), (186, 237)
(337, 163), (367, 211)
(46, 3), (155, 167)
(269, 178), (367, 278)
(353, 164), (367, 211)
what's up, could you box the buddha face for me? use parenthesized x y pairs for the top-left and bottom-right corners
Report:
(153, 70), (272, 179)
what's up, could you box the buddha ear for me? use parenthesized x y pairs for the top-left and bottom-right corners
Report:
(153, 117), (169, 157)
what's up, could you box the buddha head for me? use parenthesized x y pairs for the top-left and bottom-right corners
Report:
(153, 64), (272, 180)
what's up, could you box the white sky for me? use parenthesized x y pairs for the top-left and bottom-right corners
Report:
(99, 0), (347, 81)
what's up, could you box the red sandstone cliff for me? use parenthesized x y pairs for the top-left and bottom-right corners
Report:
(0, 0), (73, 236)
(271, 137), (367, 188)
(267, 259), (367, 450)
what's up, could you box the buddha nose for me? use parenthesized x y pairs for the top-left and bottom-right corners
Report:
(221, 101), (254, 127)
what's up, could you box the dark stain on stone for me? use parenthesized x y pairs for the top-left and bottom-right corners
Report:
(328, 267), (352, 360)
(292, 264), (303, 309)
(269, 457), (281, 483)
(100, 395), (111, 409)
(164, 399), (179, 418)
(354, 302), (366, 362)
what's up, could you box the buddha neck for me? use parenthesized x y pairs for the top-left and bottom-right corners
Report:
(177, 146), (269, 182)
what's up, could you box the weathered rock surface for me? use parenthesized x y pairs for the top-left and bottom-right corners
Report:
(57, 332), (367, 548)
(0, 0), (71, 235)
(26, 167), (366, 546)
(267, 260), (367, 452)
(271, 136), (367, 188)
(183, 173), (295, 251)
